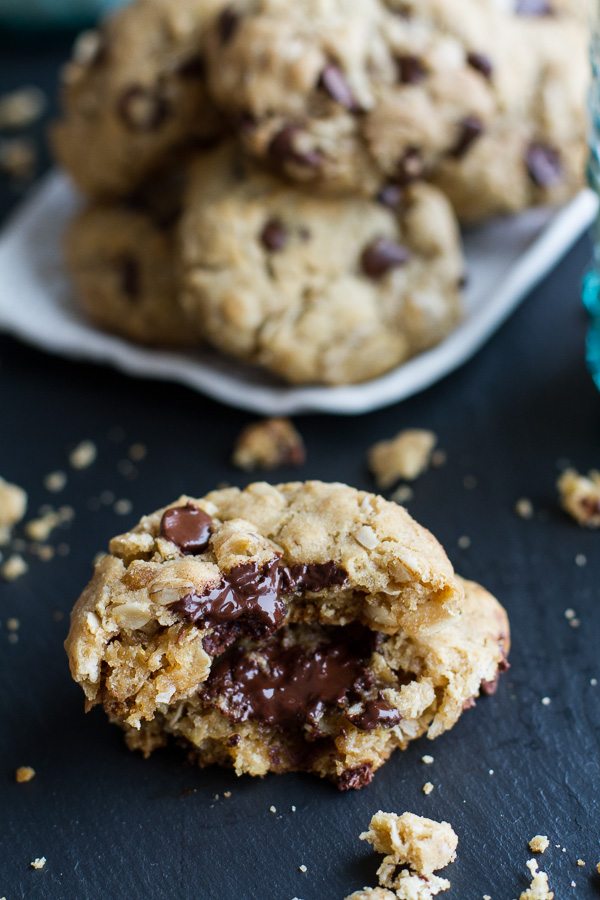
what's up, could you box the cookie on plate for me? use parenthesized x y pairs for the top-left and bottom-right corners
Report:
(180, 145), (463, 385)
(65, 481), (509, 790)
(204, 0), (497, 195)
(52, 0), (226, 198)
(65, 174), (193, 346)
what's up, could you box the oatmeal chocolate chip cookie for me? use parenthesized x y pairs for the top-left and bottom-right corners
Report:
(65, 179), (193, 346)
(181, 146), (463, 385)
(203, 0), (497, 195)
(65, 481), (509, 789)
(52, 0), (226, 198)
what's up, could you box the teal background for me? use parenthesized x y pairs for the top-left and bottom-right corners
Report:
(0, 0), (126, 29)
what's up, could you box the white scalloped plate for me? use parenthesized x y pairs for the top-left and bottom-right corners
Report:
(0, 172), (596, 415)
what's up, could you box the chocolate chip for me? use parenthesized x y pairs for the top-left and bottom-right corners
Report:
(397, 147), (423, 184)
(349, 698), (402, 731)
(218, 6), (240, 43)
(376, 183), (404, 209)
(361, 237), (410, 279)
(337, 763), (374, 791)
(176, 54), (205, 79)
(467, 52), (493, 80)
(515, 0), (553, 14)
(268, 125), (322, 169)
(481, 676), (499, 696)
(450, 115), (484, 158)
(396, 55), (427, 85)
(526, 142), (562, 187)
(227, 734), (241, 748)
(119, 255), (140, 300)
(318, 63), (358, 111)
(117, 85), (170, 132)
(260, 218), (288, 252)
(160, 503), (213, 554)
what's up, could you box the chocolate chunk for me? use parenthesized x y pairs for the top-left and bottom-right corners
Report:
(349, 699), (402, 731)
(526, 143), (562, 188)
(218, 7), (240, 43)
(361, 237), (410, 279)
(160, 504), (213, 554)
(376, 183), (403, 209)
(515, 0), (553, 14)
(260, 218), (288, 252)
(467, 52), (493, 80)
(450, 115), (484, 158)
(480, 676), (499, 696)
(227, 733), (241, 748)
(318, 63), (358, 111)
(337, 763), (374, 791)
(117, 85), (170, 132)
(269, 125), (322, 170)
(176, 54), (205, 79)
(397, 147), (423, 185)
(202, 625), (376, 731)
(174, 559), (347, 641)
(119, 255), (140, 300)
(396, 55), (427, 85)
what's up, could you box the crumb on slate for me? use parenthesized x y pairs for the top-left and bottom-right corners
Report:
(515, 498), (534, 519)
(44, 471), (67, 493)
(0, 476), (27, 544)
(232, 418), (305, 471)
(1, 553), (28, 581)
(390, 485), (413, 505)
(114, 499), (133, 516)
(557, 468), (600, 528)
(422, 782), (434, 795)
(298, 865), (308, 873)
(369, 429), (437, 489)
(574, 553), (586, 567)
(519, 859), (554, 900)
(576, 859), (585, 867)
(0, 86), (45, 129)
(541, 697), (551, 706)
(529, 835), (549, 854)
(69, 440), (97, 470)
(421, 755), (434, 765)
(457, 535), (471, 549)
(30, 857), (46, 870)
(15, 766), (35, 783)
(0, 138), (36, 181)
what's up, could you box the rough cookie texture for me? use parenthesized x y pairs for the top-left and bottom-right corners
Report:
(519, 859), (554, 900)
(369, 430), (437, 489)
(66, 481), (509, 789)
(346, 811), (457, 899)
(557, 468), (600, 528)
(52, 0), (226, 198)
(65, 177), (193, 347)
(181, 145), (463, 385)
(0, 476), (27, 545)
(232, 418), (305, 470)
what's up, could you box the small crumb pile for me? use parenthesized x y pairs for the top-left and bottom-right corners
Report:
(519, 859), (553, 900)
(557, 468), (600, 528)
(232, 418), (305, 470)
(528, 836), (549, 854)
(346, 811), (458, 900)
(369, 430), (437, 490)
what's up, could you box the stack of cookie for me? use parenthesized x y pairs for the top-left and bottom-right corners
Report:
(53, 0), (588, 386)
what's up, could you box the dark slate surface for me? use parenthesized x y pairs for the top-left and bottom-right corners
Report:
(1, 38), (600, 900)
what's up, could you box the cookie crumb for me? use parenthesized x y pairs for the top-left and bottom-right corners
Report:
(596, 862), (600, 874)
(232, 418), (305, 471)
(15, 765), (35, 783)
(431, 449), (447, 468)
(1, 553), (28, 581)
(291, 805), (297, 812)
(114, 499), (133, 516)
(591, 678), (598, 687)
(519, 859), (554, 900)
(564, 608), (576, 620)
(69, 440), (97, 470)
(421, 755), (434, 765)
(541, 697), (551, 706)
(6, 617), (19, 631)
(574, 553), (587, 567)
(0, 477), (27, 544)
(128, 443), (147, 462)
(0, 138), (36, 181)
(369, 429), (437, 488)
(422, 782), (434, 795)
(30, 857), (46, 870)
(391, 484), (413, 505)
(515, 498), (534, 519)
(457, 535), (471, 549)
(44, 471), (67, 493)
(0, 86), (45, 129)
(576, 859), (585, 867)
(25, 509), (61, 542)
(529, 835), (549, 854)
(558, 468), (600, 528)
(298, 865), (307, 873)
(269, 805), (277, 814)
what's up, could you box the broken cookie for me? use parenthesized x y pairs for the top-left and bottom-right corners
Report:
(65, 481), (509, 789)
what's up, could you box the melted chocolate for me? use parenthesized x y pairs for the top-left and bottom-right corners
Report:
(337, 763), (374, 791)
(450, 115), (484, 158)
(269, 125), (323, 169)
(349, 699), (401, 731)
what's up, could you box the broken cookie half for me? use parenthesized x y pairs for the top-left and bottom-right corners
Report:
(65, 481), (509, 789)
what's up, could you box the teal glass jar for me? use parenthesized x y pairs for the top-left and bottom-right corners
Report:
(584, 13), (600, 390)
